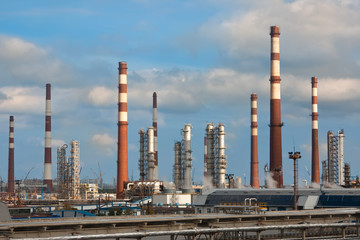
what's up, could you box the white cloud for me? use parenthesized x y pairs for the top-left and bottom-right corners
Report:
(91, 133), (116, 155)
(87, 86), (116, 106)
(0, 35), (75, 84)
(0, 87), (43, 114)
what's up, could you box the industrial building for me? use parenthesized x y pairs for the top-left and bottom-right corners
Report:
(194, 188), (360, 214)
(56, 140), (80, 199)
(2, 25), (359, 219)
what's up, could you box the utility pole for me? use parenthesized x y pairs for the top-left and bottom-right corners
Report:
(288, 151), (301, 210)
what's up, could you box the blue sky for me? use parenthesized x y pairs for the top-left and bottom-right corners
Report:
(1, 0), (360, 187)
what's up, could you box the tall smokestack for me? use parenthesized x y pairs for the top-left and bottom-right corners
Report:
(152, 92), (158, 180)
(8, 116), (15, 193)
(311, 77), (320, 185)
(117, 62), (128, 198)
(250, 94), (259, 189)
(269, 26), (283, 188)
(44, 83), (53, 192)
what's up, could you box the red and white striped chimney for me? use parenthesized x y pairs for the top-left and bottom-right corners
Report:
(8, 116), (15, 193)
(311, 76), (320, 185)
(117, 61), (128, 199)
(269, 26), (283, 188)
(250, 94), (259, 189)
(153, 92), (158, 180)
(43, 83), (52, 192)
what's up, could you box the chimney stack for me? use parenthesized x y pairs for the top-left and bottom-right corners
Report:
(250, 94), (259, 189)
(43, 84), (53, 192)
(152, 92), (158, 180)
(8, 116), (15, 193)
(117, 62), (128, 198)
(269, 26), (283, 188)
(311, 77), (320, 185)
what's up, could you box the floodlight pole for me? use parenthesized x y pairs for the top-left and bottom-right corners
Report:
(289, 151), (301, 210)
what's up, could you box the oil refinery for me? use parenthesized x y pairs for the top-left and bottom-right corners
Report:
(2, 25), (360, 240)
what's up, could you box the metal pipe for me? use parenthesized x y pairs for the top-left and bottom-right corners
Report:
(311, 77), (320, 185)
(8, 116), (15, 193)
(182, 124), (193, 193)
(269, 26), (283, 188)
(117, 62), (128, 198)
(251, 94), (259, 189)
(19, 222), (359, 240)
(152, 92), (158, 180)
(44, 83), (53, 192)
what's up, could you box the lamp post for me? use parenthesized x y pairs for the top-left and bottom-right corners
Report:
(289, 151), (301, 210)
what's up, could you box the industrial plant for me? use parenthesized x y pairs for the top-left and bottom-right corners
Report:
(2, 25), (360, 239)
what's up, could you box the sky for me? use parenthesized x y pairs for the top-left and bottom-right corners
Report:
(1, 0), (360, 188)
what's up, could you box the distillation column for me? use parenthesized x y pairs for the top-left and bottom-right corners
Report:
(206, 123), (215, 186)
(269, 26), (283, 188)
(57, 144), (68, 199)
(139, 129), (145, 181)
(216, 123), (227, 188)
(327, 131), (335, 184)
(338, 130), (345, 185)
(44, 83), (53, 192)
(204, 137), (207, 179)
(117, 62), (128, 198)
(311, 77), (320, 185)
(153, 92), (158, 180)
(147, 127), (155, 181)
(69, 140), (80, 199)
(182, 124), (194, 193)
(174, 141), (182, 190)
(8, 116), (15, 193)
(250, 94), (260, 188)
